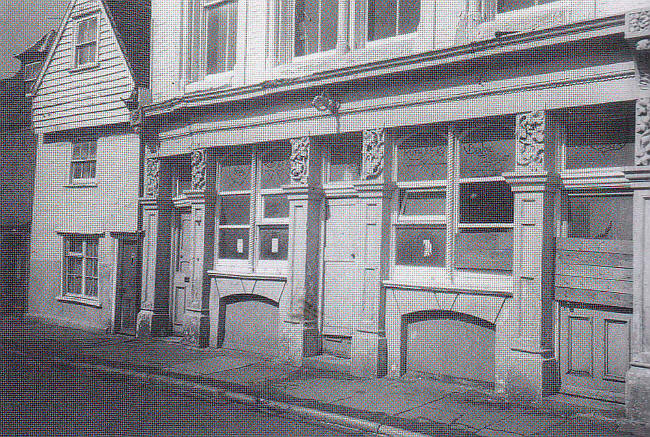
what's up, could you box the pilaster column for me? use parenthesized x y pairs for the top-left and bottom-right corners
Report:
(181, 148), (216, 347)
(346, 128), (392, 377)
(624, 7), (650, 424)
(501, 110), (560, 401)
(137, 156), (174, 338)
(279, 136), (323, 365)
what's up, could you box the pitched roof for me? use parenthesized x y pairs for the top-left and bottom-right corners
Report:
(15, 30), (57, 64)
(102, 0), (151, 87)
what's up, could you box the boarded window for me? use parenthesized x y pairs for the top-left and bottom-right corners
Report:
(395, 226), (446, 267)
(327, 133), (362, 183)
(568, 194), (633, 241)
(259, 226), (289, 260)
(206, 0), (238, 74)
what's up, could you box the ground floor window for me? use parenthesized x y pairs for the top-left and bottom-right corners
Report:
(62, 235), (99, 298)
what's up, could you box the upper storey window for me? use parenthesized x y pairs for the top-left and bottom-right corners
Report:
(497, 0), (557, 13)
(368, 0), (420, 41)
(294, 0), (339, 56)
(205, 0), (238, 74)
(74, 15), (98, 67)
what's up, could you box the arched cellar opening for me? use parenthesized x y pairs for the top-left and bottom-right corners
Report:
(401, 310), (496, 388)
(217, 294), (280, 357)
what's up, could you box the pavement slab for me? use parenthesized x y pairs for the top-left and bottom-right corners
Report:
(332, 378), (451, 415)
(83, 340), (214, 368)
(209, 362), (299, 385)
(537, 417), (637, 437)
(397, 397), (468, 424)
(164, 352), (262, 375)
(283, 378), (375, 403)
(486, 411), (565, 436)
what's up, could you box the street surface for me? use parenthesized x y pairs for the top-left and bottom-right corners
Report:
(0, 351), (359, 437)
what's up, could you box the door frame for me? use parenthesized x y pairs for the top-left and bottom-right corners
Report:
(318, 193), (362, 340)
(169, 206), (192, 334)
(111, 231), (143, 335)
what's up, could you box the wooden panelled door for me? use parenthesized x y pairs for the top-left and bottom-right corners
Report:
(115, 238), (141, 335)
(171, 209), (193, 334)
(321, 198), (360, 338)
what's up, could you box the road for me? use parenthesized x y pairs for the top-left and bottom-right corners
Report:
(0, 351), (359, 437)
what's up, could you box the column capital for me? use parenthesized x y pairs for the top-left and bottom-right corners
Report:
(626, 8), (650, 40)
(503, 170), (560, 193)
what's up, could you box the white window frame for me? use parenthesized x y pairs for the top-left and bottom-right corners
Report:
(73, 14), (99, 69)
(391, 120), (515, 291)
(292, 0), (340, 59)
(203, 0), (238, 76)
(215, 145), (291, 276)
(70, 140), (97, 185)
(61, 234), (100, 301)
(365, 0), (421, 43)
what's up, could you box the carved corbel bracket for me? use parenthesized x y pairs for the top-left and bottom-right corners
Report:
(362, 128), (385, 180)
(144, 158), (160, 198)
(516, 111), (545, 173)
(290, 136), (310, 184)
(191, 149), (207, 192)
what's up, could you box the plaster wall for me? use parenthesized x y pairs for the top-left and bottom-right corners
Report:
(28, 132), (140, 331)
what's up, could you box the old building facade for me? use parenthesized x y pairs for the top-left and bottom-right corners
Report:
(27, 0), (150, 334)
(137, 0), (650, 423)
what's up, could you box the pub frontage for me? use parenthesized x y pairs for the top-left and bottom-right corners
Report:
(138, 5), (650, 419)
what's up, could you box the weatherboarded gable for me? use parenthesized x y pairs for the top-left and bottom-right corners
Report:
(32, 0), (136, 133)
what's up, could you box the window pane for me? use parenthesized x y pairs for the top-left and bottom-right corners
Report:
(259, 226), (289, 260)
(398, 0), (420, 35)
(85, 258), (98, 278)
(401, 191), (445, 216)
(220, 159), (251, 192)
(395, 226), (446, 267)
(568, 195), (633, 240)
(295, 0), (319, 56)
(260, 151), (291, 189)
(459, 139), (515, 178)
(76, 43), (96, 65)
(264, 194), (290, 218)
(368, 0), (398, 41)
(219, 228), (249, 259)
(565, 104), (635, 169)
(455, 229), (513, 272)
(396, 131), (447, 181)
(459, 181), (514, 224)
(329, 135), (361, 182)
(77, 17), (97, 44)
(498, 0), (537, 13)
(320, 0), (338, 51)
(67, 257), (83, 275)
(86, 239), (98, 257)
(206, 1), (237, 74)
(219, 195), (250, 225)
(68, 238), (83, 254)
(85, 277), (98, 297)
(67, 275), (83, 294)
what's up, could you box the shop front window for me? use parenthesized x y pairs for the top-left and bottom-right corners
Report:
(568, 194), (633, 241)
(393, 117), (515, 277)
(216, 143), (291, 270)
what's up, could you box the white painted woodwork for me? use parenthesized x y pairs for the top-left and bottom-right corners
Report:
(321, 198), (360, 337)
(32, 0), (135, 133)
(171, 210), (193, 333)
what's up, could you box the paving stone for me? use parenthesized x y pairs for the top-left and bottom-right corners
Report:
(210, 363), (297, 385)
(477, 429), (522, 437)
(454, 405), (506, 430)
(164, 353), (261, 375)
(397, 397), (468, 424)
(538, 417), (636, 437)
(284, 378), (373, 403)
(83, 341), (213, 368)
(332, 378), (450, 415)
(487, 411), (564, 436)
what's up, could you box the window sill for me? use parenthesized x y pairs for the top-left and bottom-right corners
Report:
(70, 61), (99, 73)
(387, 269), (514, 297)
(65, 181), (98, 188)
(57, 295), (102, 308)
(475, 0), (593, 40)
(185, 71), (235, 94)
(208, 268), (288, 282)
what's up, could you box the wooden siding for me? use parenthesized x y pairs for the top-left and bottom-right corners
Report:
(555, 237), (633, 308)
(33, 0), (134, 133)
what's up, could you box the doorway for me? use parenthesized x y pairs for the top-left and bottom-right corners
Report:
(171, 209), (193, 335)
(115, 237), (141, 335)
(320, 197), (360, 356)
